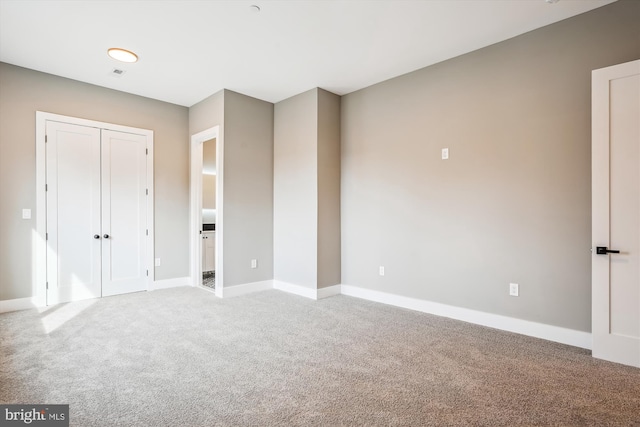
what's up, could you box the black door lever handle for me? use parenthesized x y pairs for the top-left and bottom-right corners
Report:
(596, 246), (620, 255)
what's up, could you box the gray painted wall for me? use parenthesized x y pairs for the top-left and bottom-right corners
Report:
(189, 90), (224, 137)
(317, 89), (341, 289)
(0, 63), (189, 300)
(189, 90), (274, 288)
(274, 88), (341, 290)
(274, 89), (318, 288)
(341, 0), (640, 332)
(222, 91), (274, 286)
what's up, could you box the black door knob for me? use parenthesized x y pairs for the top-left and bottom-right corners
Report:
(103, 234), (110, 239)
(94, 234), (100, 239)
(596, 246), (620, 255)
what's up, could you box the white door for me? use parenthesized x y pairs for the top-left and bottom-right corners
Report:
(46, 122), (148, 304)
(46, 122), (102, 304)
(100, 130), (148, 296)
(592, 59), (640, 368)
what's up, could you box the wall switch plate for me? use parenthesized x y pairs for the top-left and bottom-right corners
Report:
(441, 148), (449, 160)
(155, 258), (161, 267)
(379, 266), (385, 276)
(251, 259), (257, 269)
(22, 209), (31, 219)
(509, 283), (519, 297)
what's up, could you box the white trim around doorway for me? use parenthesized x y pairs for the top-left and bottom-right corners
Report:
(190, 126), (223, 297)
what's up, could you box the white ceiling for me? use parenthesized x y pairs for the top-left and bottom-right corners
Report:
(0, 0), (617, 107)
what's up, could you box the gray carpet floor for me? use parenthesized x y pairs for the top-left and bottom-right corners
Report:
(1, 287), (639, 426)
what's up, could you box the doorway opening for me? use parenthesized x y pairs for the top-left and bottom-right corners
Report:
(201, 137), (217, 290)
(190, 126), (223, 297)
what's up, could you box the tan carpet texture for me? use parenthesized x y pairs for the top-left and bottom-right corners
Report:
(1, 287), (639, 426)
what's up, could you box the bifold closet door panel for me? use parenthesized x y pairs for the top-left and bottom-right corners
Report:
(45, 121), (102, 304)
(101, 129), (148, 297)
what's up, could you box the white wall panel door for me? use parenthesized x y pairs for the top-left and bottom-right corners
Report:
(46, 122), (148, 304)
(592, 59), (640, 368)
(46, 121), (102, 305)
(101, 130), (148, 296)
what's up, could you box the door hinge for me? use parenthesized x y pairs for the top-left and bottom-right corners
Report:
(146, 229), (148, 236)
(46, 282), (49, 290)
(45, 184), (48, 192)
(46, 233), (48, 240)
(146, 188), (148, 196)
(45, 135), (48, 143)
(146, 148), (148, 155)
(146, 269), (149, 277)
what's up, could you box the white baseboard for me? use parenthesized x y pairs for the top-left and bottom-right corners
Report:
(150, 276), (190, 291)
(0, 295), (46, 313)
(1, 281), (591, 349)
(317, 284), (342, 300)
(273, 280), (318, 299)
(220, 280), (273, 298)
(273, 281), (342, 300)
(340, 284), (592, 350)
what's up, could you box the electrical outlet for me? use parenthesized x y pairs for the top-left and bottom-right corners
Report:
(379, 266), (385, 276)
(509, 283), (519, 297)
(155, 258), (161, 267)
(22, 209), (31, 219)
(251, 259), (257, 269)
(441, 148), (449, 160)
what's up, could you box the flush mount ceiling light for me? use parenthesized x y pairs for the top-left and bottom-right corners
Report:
(107, 48), (138, 63)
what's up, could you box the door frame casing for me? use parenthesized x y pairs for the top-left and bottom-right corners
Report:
(190, 126), (223, 297)
(35, 111), (155, 305)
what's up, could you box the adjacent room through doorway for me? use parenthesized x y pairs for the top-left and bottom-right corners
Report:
(201, 137), (217, 290)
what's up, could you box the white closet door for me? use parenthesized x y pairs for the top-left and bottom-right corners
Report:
(592, 59), (640, 368)
(46, 121), (102, 304)
(101, 129), (148, 296)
